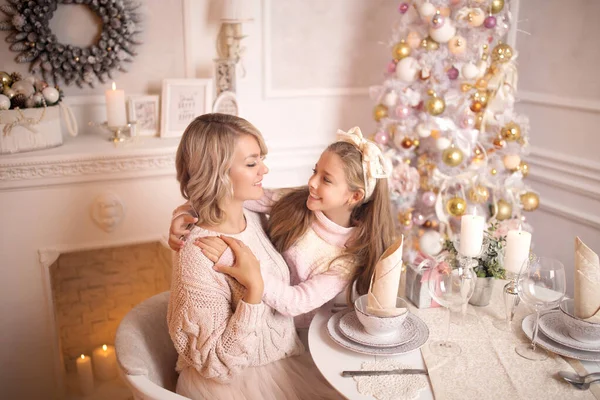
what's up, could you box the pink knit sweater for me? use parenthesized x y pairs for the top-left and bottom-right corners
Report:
(245, 190), (356, 328)
(167, 209), (304, 383)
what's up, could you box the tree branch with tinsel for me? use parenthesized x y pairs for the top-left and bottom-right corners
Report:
(443, 222), (506, 279)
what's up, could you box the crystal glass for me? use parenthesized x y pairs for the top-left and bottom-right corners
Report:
(515, 256), (566, 360)
(427, 261), (476, 356)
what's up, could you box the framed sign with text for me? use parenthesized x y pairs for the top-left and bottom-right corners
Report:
(160, 79), (214, 138)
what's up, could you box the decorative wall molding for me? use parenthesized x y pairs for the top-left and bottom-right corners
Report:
(262, 0), (371, 99)
(539, 199), (600, 232)
(518, 90), (600, 114)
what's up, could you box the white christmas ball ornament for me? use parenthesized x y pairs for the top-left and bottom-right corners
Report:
(25, 75), (36, 85)
(429, 22), (456, 44)
(503, 154), (521, 170)
(382, 91), (398, 107)
(0, 94), (10, 110)
(436, 137), (451, 150)
(417, 123), (431, 138)
(418, 2), (437, 20)
(420, 230), (443, 256)
(11, 80), (35, 98)
(42, 87), (60, 104)
(395, 57), (420, 82)
(462, 63), (479, 80)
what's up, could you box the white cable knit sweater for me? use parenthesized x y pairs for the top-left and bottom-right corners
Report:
(167, 209), (304, 383)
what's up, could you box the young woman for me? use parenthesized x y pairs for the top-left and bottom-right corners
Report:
(167, 113), (340, 399)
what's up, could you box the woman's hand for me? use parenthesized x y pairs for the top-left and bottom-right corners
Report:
(194, 236), (228, 262)
(213, 236), (264, 304)
(168, 204), (198, 251)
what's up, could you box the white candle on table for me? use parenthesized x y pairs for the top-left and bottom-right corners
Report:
(503, 227), (532, 274)
(76, 354), (94, 396)
(92, 344), (117, 381)
(105, 82), (127, 127)
(459, 213), (485, 257)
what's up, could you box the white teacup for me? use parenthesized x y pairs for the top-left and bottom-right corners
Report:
(559, 298), (600, 343)
(354, 295), (409, 337)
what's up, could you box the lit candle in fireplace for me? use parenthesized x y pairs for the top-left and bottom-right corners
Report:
(76, 354), (94, 395)
(92, 344), (117, 381)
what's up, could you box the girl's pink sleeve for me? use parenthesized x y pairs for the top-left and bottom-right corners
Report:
(261, 270), (351, 317)
(243, 189), (282, 214)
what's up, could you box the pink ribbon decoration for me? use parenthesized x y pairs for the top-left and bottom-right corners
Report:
(414, 251), (448, 308)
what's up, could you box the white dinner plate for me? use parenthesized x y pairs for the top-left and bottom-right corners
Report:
(538, 311), (600, 352)
(522, 314), (600, 362)
(327, 310), (429, 356)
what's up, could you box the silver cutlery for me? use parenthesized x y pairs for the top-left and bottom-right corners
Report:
(342, 369), (428, 377)
(559, 371), (600, 390)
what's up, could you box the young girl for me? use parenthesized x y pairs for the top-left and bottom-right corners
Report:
(170, 127), (400, 331)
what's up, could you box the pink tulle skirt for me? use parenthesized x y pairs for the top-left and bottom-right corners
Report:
(176, 352), (342, 400)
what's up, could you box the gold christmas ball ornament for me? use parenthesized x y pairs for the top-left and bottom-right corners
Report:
(493, 137), (507, 149)
(400, 137), (414, 149)
(475, 78), (488, 90)
(393, 41), (412, 60)
(519, 161), (529, 177)
(442, 146), (464, 167)
(373, 104), (388, 122)
(490, 168), (498, 175)
(461, 83), (473, 93)
(412, 138), (420, 147)
(398, 210), (413, 226)
(474, 112), (484, 129)
(491, 43), (514, 63)
(520, 192), (540, 211)
(421, 36), (440, 51)
(426, 94), (446, 116)
(446, 197), (467, 217)
(491, 0), (505, 14)
(495, 199), (513, 220)
(501, 121), (521, 141)
(0, 71), (12, 87)
(468, 185), (490, 203)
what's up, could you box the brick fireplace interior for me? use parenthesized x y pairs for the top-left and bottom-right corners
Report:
(50, 241), (172, 397)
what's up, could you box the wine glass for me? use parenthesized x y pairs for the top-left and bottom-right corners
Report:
(427, 260), (476, 357)
(515, 256), (566, 361)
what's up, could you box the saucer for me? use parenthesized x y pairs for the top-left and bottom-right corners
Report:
(327, 310), (429, 356)
(338, 310), (415, 348)
(538, 311), (600, 352)
(522, 314), (600, 362)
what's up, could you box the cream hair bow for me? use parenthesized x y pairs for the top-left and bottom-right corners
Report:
(336, 127), (391, 201)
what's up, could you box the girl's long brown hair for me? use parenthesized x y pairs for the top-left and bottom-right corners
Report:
(267, 141), (395, 301)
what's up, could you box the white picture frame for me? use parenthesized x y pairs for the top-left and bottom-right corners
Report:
(127, 95), (160, 136)
(212, 91), (239, 116)
(160, 79), (214, 138)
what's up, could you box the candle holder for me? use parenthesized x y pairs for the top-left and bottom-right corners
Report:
(492, 271), (520, 332)
(89, 121), (138, 144)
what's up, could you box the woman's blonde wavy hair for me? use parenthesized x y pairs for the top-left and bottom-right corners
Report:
(175, 113), (267, 226)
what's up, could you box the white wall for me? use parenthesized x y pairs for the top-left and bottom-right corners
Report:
(514, 0), (600, 295)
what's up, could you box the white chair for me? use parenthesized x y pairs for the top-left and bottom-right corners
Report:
(115, 291), (188, 399)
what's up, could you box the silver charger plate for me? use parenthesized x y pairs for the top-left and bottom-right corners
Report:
(538, 311), (600, 352)
(522, 314), (600, 362)
(327, 310), (429, 356)
(338, 311), (416, 348)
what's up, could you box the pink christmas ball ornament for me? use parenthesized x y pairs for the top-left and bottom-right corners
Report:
(413, 212), (426, 226)
(459, 113), (476, 129)
(395, 105), (412, 119)
(421, 191), (437, 207)
(387, 60), (398, 74)
(447, 66), (459, 80)
(398, 2), (410, 14)
(431, 13), (445, 29)
(484, 16), (497, 29)
(374, 130), (389, 145)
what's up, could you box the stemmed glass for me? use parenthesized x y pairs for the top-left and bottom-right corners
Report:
(515, 256), (566, 361)
(427, 260), (476, 357)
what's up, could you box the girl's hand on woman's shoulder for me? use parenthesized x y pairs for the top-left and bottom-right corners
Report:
(213, 236), (264, 304)
(194, 236), (228, 262)
(168, 204), (198, 251)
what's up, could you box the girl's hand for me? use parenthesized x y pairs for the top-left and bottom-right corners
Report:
(194, 236), (228, 262)
(213, 236), (264, 304)
(168, 205), (198, 251)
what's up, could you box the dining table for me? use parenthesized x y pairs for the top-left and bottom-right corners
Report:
(308, 279), (600, 400)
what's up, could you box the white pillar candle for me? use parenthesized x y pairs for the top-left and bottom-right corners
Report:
(92, 344), (117, 381)
(105, 82), (127, 127)
(503, 228), (532, 274)
(459, 214), (485, 257)
(76, 354), (94, 396)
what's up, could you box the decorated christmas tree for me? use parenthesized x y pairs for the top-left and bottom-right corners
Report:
(370, 0), (537, 263)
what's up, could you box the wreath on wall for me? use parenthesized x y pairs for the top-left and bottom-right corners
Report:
(0, 0), (143, 88)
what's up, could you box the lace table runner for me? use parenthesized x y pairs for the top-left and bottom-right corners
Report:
(412, 281), (597, 400)
(353, 360), (428, 400)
